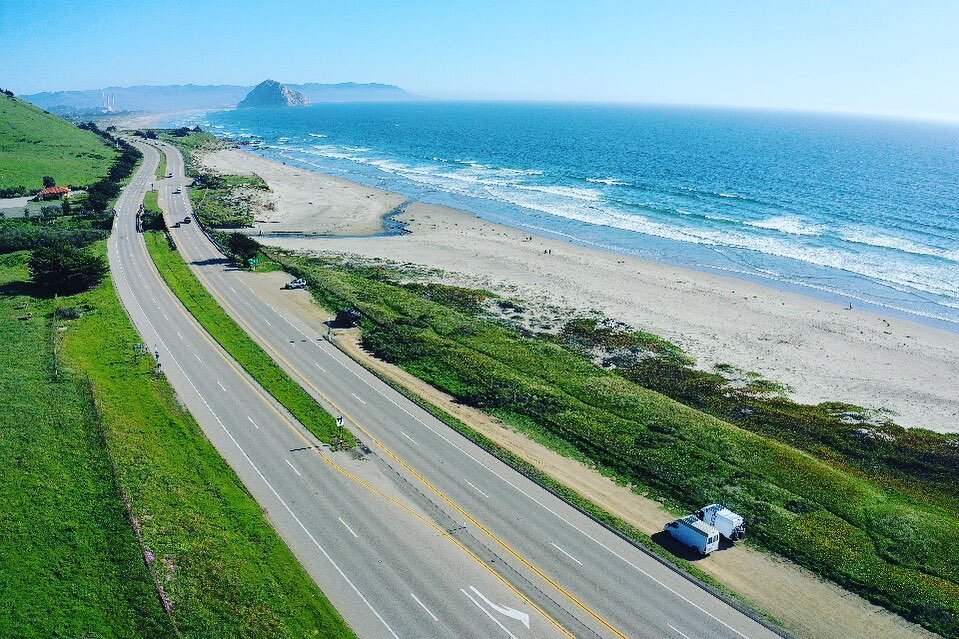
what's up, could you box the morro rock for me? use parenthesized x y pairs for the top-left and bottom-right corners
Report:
(237, 80), (307, 109)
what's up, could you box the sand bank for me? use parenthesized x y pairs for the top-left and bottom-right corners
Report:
(199, 148), (407, 236)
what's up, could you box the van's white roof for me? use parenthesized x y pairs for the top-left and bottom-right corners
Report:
(680, 515), (719, 537)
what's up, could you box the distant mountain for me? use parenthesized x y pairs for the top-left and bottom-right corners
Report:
(22, 82), (420, 113)
(290, 82), (417, 102)
(237, 80), (307, 109)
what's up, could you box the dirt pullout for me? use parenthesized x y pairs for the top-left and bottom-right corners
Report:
(328, 330), (937, 639)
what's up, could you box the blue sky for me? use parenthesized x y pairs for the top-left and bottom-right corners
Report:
(1, 1), (956, 120)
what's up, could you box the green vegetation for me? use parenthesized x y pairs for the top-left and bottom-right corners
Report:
(0, 247), (356, 637)
(556, 318), (959, 506)
(28, 242), (107, 293)
(187, 172), (265, 228)
(141, 190), (165, 231)
(159, 130), (265, 228)
(156, 128), (219, 165)
(273, 252), (959, 638)
(144, 231), (347, 446)
(0, 250), (173, 639)
(0, 93), (118, 196)
(155, 150), (167, 180)
(225, 231), (261, 263)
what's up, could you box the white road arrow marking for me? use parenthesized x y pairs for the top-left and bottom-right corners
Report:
(469, 586), (530, 629)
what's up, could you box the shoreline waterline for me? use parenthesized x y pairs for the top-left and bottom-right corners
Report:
(161, 103), (959, 332)
(229, 138), (958, 334)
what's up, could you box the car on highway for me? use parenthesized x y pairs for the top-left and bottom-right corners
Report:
(172, 188), (182, 194)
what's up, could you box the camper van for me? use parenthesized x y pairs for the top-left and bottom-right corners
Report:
(697, 504), (746, 542)
(664, 515), (721, 555)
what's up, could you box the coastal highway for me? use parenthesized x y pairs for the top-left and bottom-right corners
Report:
(112, 141), (579, 639)
(149, 138), (784, 639)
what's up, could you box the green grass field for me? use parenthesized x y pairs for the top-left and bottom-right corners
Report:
(275, 252), (959, 638)
(0, 246), (356, 637)
(0, 94), (118, 194)
(144, 231), (345, 445)
(0, 250), (174, 638)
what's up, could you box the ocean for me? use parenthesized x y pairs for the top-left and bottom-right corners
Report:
(165, 102), (959, 330)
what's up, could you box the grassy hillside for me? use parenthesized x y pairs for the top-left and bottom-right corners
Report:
(0, 251), (174, 639)
(0, 246), (356, 637)
(0, 93), (118, 195)
(275, 251), (959, 638)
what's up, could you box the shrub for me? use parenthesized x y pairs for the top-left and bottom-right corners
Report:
(29, 243), (107, 293)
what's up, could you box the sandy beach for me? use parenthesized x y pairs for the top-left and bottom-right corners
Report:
(216, 148), (958, 433)
(200, 148), (407, 236)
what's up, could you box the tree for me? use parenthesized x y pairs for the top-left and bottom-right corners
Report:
(226, 232), (260, 265)
(61, 198), (71, 215)
(42, 176), (56, 188)
(29, 243), (107, 294)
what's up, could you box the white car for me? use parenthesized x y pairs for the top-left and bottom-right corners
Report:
(283, 278), (307, 290)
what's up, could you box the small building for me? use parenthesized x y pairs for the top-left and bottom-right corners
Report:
(36, 186), (72, 200)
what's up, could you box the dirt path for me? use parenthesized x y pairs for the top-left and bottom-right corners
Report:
(244, 267), (937, 639)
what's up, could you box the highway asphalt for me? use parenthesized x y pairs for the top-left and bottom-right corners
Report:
(127, 137), (784, 639)
(112, 141), (579, 639)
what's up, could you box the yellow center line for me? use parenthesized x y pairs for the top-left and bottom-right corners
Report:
(156, 144), (629, 639)
(132, 146), (578, 639)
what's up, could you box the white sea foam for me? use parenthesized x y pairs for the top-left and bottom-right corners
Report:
(747, 215), (825, 237)
(586, 177), (630, 186)
(308, 133), (328, 138)
(256, 138), (958, 309)
(514, 184), (602, 201)
(840, 227), (958, 262)
(482, 185), (959, 302)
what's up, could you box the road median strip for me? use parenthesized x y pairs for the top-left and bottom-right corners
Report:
(144, 230), (348, 446)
